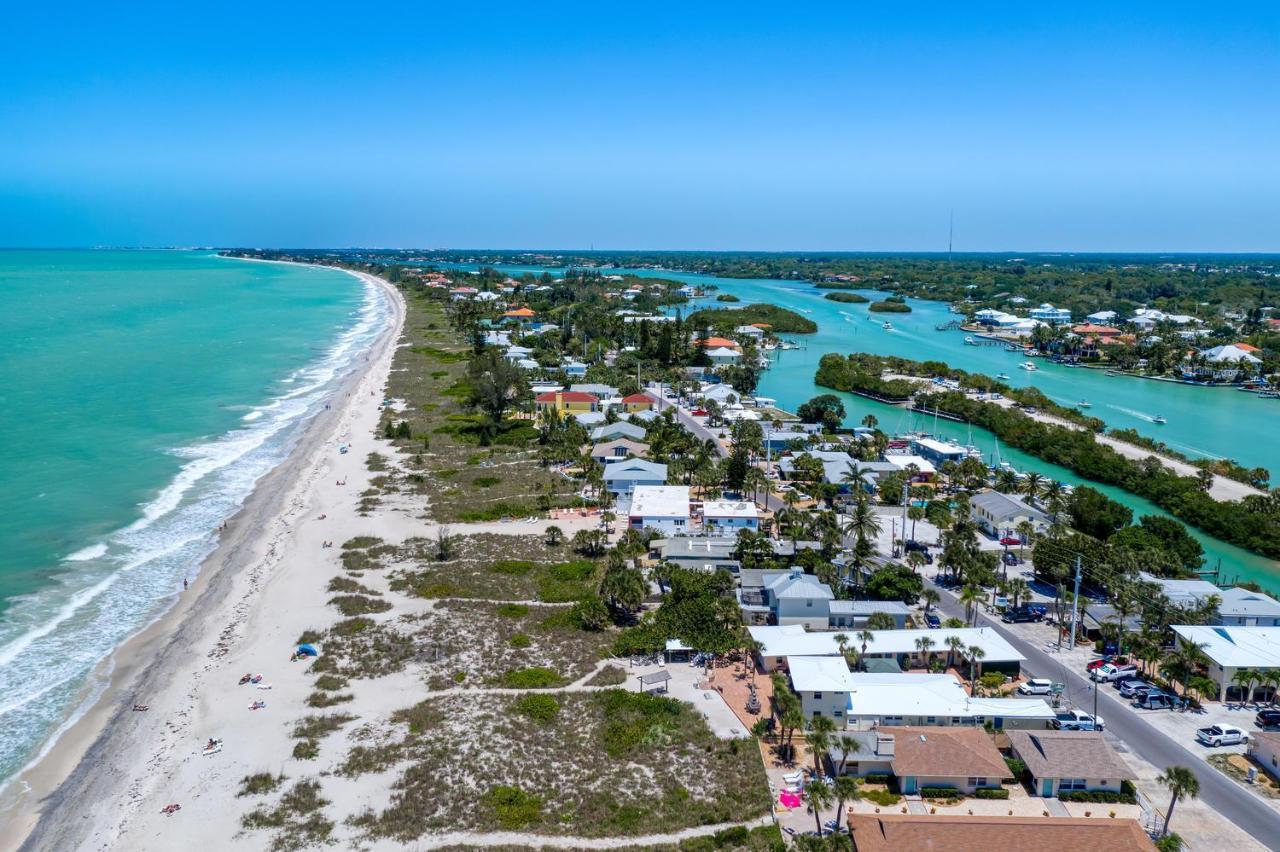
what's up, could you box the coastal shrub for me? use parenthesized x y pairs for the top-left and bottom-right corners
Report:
(296, 629), (323, 645)
(306, 690), (355, 708)
(473, 476), (501, 488)
(508, 633), (532, 648)
(685, 304), (817, 334)
(292, 713), (357, 740)
(292, 739), (319, 760)
(490, 559), (535, 576)
(862, 789), (901, 806)
(1059, 790), (1137, 804)
(824, 291), (869, 303)
(496, 603), (530, 618)
(242, 779), (333, 844)
(537, 560), (600, 602)
(973, 788), (1010, 799)
(342, 536), (383, 550)
(411, 345), (468, 363)
(238, 772), (286, 797)
(715, 294), (740, 302)
(458, 500), (537, 522)
(333, 617), (374, 637)
(514, 693), (560, 723)
(919, 786), (962, 800)
(501, 667), (564, 689)
(435, 468), (458, 479)
(327, 577), (379, 595)
(329, 594), (393, 616)
(586, 665), (628, 686)
(1004, 756), (1027, 778)
(861, 773), (893, 785)
(482, 785), (544, 830)
(815, 280), (862, 289)
(313, 674), (348, 692)
(596, 689), (685, 757)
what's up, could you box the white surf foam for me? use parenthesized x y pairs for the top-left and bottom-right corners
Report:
(63, 543), (107, 562)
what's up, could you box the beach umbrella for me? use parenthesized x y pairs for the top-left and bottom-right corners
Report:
(296, 643), (319, 657)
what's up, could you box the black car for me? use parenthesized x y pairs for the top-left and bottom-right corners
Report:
(1002, 608), (1044, 623)
(1256, 710), (1280, 730)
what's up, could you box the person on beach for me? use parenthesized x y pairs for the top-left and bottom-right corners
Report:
(182, 577), (188, 591)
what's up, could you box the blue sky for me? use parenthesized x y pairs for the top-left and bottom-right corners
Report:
(1, 3), (1277, 250)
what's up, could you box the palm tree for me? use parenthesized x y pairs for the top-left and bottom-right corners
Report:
(1157, 766), (1200, 838)
(544, 524), (564, 546)
(906, 550), (927, 575)
(920, 587), (940, 616)
(1015, 520), (1035, 558)
(831, 734), (863, 776)
(857, 630), (875, 672)
(861, 414), (878, 430)
(959, 584), (984, 626)
(831, 775), (861, 833)
(806, 715), (837, 778)
(994, 468), (1019, 493)
(1022, 471), (1045, 503)
(914, 636), (936, 669)
(805, 778), (833, 836)
(907, 505), (925, 542)
(1232, 668), (1261, 706)
(846, 497), (882, 553)
(966, 645), (987, 696)
(945, 635), (965, 672)
(1006, 577), (1029, 609)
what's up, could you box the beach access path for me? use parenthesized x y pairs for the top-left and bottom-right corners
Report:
(884, 373), (1265, 503)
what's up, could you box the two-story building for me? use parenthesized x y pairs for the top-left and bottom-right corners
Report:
(603, 459), (668, 496)
(702, 500), (759, 532)
(535, 390), (599, 415)
(969, 490), (1050, 539)
(788, 655), (857, 721)
(627, 485), (691, 534)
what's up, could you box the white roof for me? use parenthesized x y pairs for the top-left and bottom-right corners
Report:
(1138, 572), (1221, 606)
(846, 673), (1054, 720)
(629, 485), (691, 519)
(747, 625), (1024, 663)
(1201, 344), (1262, 364)
(1218, 587), (1280, 619)
(914, 438), (967, 456)
(1173, 625), (1280, 669)
(883, 454), (936, 475)
(706, 346), (739, 357)
(703, 500), (758, 519)
(789, 656), (857, 693)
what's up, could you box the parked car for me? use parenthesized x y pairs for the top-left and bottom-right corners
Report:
(1002, 552), (1020, 566)
(904, 539), (930, 553)
(1086, 658), (1114, 673)
(1255, 710), (1280, 730)
(924, 612), (941, 629)
(1091, 663), (1138, 683)
(1002, 608), (1044, 624)
(1054, 709), (1106, 731)
(1117, 678), (1151, 698)
(1134, 691), (1176, 710)
(1197, 725), (1248, 747)
(1018, 678), (1054, 696)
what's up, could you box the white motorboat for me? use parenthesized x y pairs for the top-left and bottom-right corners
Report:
(1019, 362), (1037, 371)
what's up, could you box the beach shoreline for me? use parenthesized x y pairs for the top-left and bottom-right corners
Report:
(3, 262), (404, 851)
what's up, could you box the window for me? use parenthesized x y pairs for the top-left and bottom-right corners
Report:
(806, 600), (814, 608)
(1061, 779), (1087, 791)
(926, 717), (936, 724)
(834, 710), (843, 717)
(813, 692), (823, 700)
(967, 777), (987, 787)
(674, 519), (685, 527)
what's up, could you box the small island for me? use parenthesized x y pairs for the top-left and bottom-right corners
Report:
(814, 280), (864, 289)
(715, 293), (740, 302)
(868, 298), (912, 313)
(686, 304), (818, 334)
(824, 292), (869, 304)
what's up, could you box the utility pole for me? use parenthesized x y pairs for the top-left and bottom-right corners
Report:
(902, 482), (910, 547)
(1065, 555), (1083, 653)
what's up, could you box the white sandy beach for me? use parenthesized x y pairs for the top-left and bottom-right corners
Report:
(4, 267), (410, 851)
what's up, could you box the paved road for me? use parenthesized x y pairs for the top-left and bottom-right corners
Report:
(927, 577), (1280, 850)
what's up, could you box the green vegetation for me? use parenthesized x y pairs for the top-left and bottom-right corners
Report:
(715, 293), (740, 302)
(501, 666), (564, 689)
(813, 353), (920, 401)
(237, 772), (286, 797)
(328, 594), (393, 616)
(241, 779), (333, 851)
(686, 304), (818, 334)
(814, 280), (865, 289)
(862, 788), (901, 806)
(824, 291), (869, 303)
(868, 298), (911, 313)
(514, 693), (560, 723)
(483, 785), (545, 829)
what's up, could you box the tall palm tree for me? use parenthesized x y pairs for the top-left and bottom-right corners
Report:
(960, 584), (984, 626)
(994, 468), (1019, 493)
(1157, 766), (1200, 838)
(945, 635), (965, 671)
(1231, 668), (1261, 706)
(861, 414), (878, 430)
(832, 775), (861, 833)
(831, 734), (862, 776)
(920, 588), (940, 615)
(805, 778), (833, 836)
(1021, 471), (1045, 503)
(1015, 520), (1036, 558)
(806, 715), (836, 779)
(857, 630), (875, 672)
(914, 636), (936, 669)
(967, 645), (987, 696)
(906, 550), (927, 575)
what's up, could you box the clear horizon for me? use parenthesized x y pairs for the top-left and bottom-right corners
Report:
(2, 3), (1278, 251)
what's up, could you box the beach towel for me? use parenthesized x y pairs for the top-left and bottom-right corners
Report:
(779, 792), (801, 809)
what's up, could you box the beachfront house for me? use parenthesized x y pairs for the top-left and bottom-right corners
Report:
(653, 537), (741, 573)
(748, 625), (1025, 678)
(1171, 625), (1280, 702)
(969, 490), (1050, 539)
(702, 499), (759, 532)
(844, 674), (1054, 731)
(627, 485), (691, 534)
(589, 438), (650, 465)
(534, 390), (599, 415)
(788, 656), (858, 720)
(846, 815), (1157, 852)
(1007, 729), (1136, 798)
(875, 727), (1010, 795)
(602, 459), (668, 496)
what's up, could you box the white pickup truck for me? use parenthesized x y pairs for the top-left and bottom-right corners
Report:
(1196, 725), (1248, 747)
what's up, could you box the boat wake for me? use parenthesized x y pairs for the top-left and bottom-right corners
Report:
(1106, 404), (1160, 423)
(0, 273), (391, 789)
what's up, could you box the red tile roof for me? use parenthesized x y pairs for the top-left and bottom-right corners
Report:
(696, 336), (739, 348)
(622, 393), (653, 404)
(848, 815), (1155, 852)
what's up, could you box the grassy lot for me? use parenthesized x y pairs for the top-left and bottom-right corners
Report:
(431, 825), (785, 850)
(409, 599), (615, 689)
(341, 691), (770, 841)
(374, 287), (567, 522)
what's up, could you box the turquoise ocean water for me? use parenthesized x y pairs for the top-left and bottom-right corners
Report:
(0, 251), (387, 787)
(436, 262), (1280, 590)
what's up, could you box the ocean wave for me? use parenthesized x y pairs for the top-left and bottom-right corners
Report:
(0, 271), (390, 788)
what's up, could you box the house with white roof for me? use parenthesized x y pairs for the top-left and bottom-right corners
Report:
(789, 656), (859, 719)
(702, 499), (759, 532)
(698, 383), (743, 406)
(829, 600), (912, 630)
(706, 346), (741, 366)
(1029, 304), (1072, 325)
(969, 490), (1051, 539)
(747, 624), (1024, 675)
(735, 324), (766, 338)
(911, 438), (970, 465)
(1171, 625), (1280, 701)
(883, 454), (936, 482)
(843, 673), (1054, 730)
(1087, 310), (1118, 323)
(603, 459), (668, 496)
(762, 570), (835, 628)
(627, 485), (691, 534)
(973, 309), (1022, 328)
(1217, 587), (1280, 627)
(1200, 344), (1262, 365)
(590, 421), (647, 443)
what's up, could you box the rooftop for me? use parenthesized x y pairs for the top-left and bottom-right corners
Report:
(970, 490), (1049, 521)
(846, 673), (1053, 720)
(702, 500), (758, 519)
(847, 814), (1155, 852)
(747, 624), (1024, 663)
(1217, 587), (1280, 619)
(788, 656), (857, 693)
(535, 390), (598, 403)
(880, 726), (1008, 779)
(1172, 625), (1280, 668)
(629, 485), (691, 519)
(1007, 729), (1136, 781)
